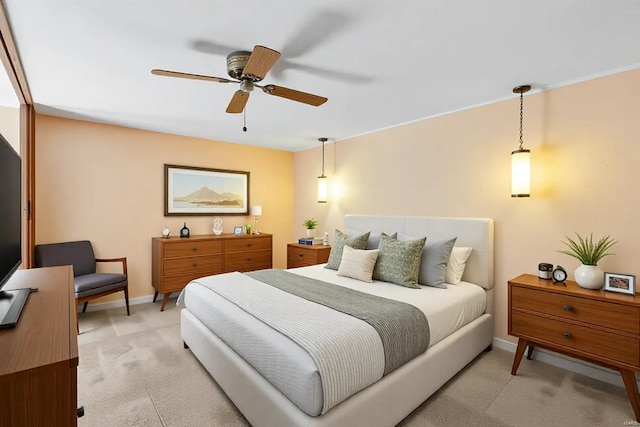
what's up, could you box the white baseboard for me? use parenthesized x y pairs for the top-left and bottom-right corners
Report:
(493, 337), (637, 389)
(79, 291), (181, 313)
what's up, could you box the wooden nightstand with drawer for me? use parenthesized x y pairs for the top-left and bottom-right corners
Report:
(287, 243), (331, 268)
(508, 274), (640, 421)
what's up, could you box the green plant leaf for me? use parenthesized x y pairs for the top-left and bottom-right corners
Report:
(557, 232), (617, 265)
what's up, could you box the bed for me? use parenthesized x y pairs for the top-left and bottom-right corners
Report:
(180, 215), (494, 426)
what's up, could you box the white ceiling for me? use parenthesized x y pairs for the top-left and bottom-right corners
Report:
(3, 0), (640, 151)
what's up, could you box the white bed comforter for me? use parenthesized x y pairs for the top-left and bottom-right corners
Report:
(189, 271), (386, 414)
(181, 265), (486, 416)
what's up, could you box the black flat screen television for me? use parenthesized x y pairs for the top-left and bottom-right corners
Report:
(0, 132), (29, 328)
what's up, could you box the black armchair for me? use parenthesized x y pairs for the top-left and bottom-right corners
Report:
(34, 241), (130, 326)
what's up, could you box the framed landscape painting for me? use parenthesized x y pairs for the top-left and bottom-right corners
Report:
(164, 164), (250, 216)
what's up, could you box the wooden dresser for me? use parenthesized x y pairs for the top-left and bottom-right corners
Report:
(508, 274), (640, 421)
(152, 233), (272, 310)
(287, 243), (331, 268)
(0, 266), (79, 427)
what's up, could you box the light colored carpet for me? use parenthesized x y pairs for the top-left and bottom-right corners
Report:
(77, 300), (634, 426)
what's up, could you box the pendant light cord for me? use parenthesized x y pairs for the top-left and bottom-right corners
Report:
(518, 92), (524, 150)
(321, 138), (325, 176)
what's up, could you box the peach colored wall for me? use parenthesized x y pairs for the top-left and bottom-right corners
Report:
(294, 68), (640, 343)
(35, 115), (293, 301)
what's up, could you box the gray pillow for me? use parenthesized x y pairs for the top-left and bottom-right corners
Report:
(372, 234), (426, 289)
(399, 233), (457, 288)
(346, 229), (398, 250)
(325, 229), (371, 270)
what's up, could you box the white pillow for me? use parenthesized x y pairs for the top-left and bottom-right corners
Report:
(337, 246), (380, 283)
(445, 247), (472, 285)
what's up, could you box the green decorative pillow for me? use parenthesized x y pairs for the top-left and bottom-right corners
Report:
(372, 234), (426, 288)
(399, 233), (457, 288)
(325, 229), (371, 270)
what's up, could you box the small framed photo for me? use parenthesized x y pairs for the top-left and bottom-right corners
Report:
(604, 272), (636, 295)
(233, 226), (243, 236)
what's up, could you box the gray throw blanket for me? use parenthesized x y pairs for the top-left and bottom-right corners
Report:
(247, 269), (430, 375)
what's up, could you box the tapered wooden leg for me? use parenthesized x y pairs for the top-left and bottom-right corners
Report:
(82, 302), (88, 313)
(153, 290), (158, 303)
(160, 293), (171, 311)
(620, 369), (640, 421)
(511, 338), (529, 375)
(526, 344), (536, 360)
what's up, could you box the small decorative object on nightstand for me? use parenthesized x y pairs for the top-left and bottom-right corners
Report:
(287, 243), (331, 268)
(508, 273), (640, 421)
(557, 232), (617, 289)
(233, 226), (243, 236)
(303, 218), (318, 239)
(161, 227), (171, 238)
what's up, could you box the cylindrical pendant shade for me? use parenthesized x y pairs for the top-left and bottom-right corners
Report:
(317, 175), (328, 203)
(511, 149), (530, 197)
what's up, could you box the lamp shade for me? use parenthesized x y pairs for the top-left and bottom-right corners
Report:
(511, 149), (530, 197)
(250, 205), (262, 216)
(317, 175), (328, 203)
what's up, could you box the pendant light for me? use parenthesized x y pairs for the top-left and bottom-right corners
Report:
(317, 137), (328, 203)
(511, 85), (531, 197)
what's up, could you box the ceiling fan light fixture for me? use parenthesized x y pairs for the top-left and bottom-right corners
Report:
(240, 80), (254, 92)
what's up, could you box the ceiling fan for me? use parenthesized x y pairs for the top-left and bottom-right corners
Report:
(152, 45), (328, 114)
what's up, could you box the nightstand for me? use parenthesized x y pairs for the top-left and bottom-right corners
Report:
(508, 274), (640, 421)
(287, 243), (331, 268)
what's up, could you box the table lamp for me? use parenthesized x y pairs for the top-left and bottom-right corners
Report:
(250, 205), (262, 234)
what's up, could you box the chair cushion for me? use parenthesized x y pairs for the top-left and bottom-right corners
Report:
(34, 240), (97, 277)
(74, 273), (127, 298)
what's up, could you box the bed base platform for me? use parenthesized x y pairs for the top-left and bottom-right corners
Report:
(181, 308), (493, 427)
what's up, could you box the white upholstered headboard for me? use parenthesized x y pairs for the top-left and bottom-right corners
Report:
(344, 215), (494, 291)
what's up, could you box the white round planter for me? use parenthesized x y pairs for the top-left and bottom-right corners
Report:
(574, 264), (604, 289)
(306, 229), (316, 238)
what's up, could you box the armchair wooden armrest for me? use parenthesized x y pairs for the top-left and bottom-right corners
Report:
(95, 257), (128, 275)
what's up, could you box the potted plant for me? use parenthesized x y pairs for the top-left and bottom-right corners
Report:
(303, 218), (318, 238)
(557, 232), (617, 289)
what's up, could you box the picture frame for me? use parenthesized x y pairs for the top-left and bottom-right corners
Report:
(604, 272), (636, 295)
(165, 164), (250, 216)
(233, 226), (243, 236)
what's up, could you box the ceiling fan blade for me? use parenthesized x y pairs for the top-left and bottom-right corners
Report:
(242, 46), (281, 80)
(151, 69), (234, 83)
(226, 90), (250, 114)
(261, 85), (327, 107)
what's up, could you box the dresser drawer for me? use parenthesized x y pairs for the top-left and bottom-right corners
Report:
(164, 255), (223, 276)
(225, 237), (272, 253)
(286, 244), (331, 268)
(163, 240), (223, 258)
(223, 250), (272, 272)
(161, 271), (221, 293)
(512, 310), (639, 366)
(511, 286), (640, 335)
(287, 246), (322, 263)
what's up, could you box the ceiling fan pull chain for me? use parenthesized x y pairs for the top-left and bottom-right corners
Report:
(243, 107), (247, 132)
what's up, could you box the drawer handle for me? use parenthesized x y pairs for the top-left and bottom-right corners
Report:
(247, 243), (253, 247)
(298, 252), (304, 257)
(563, 331), (572, 339)
(192, 247), (198, 252)
(192, 263), (197, 267)
(246, 256), (252, 261)
(563, 304), (572, 312)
